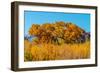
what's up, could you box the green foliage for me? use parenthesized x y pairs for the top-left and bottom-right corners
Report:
(24, 51), (33, 61)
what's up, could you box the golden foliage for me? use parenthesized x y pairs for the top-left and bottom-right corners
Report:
(28, 22), (86, 44)
(24, 21), (90, 61)
(29, 24), (40, 36)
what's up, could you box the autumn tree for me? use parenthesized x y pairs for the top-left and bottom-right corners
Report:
(28, 21), (87, 44)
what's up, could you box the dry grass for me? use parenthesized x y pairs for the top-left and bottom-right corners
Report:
(24, 40), (90, 61)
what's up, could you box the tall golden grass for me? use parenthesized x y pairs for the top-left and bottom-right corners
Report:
(24, 40), (90, 61)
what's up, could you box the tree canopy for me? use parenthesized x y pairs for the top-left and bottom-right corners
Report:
(28, 21), (88, 44)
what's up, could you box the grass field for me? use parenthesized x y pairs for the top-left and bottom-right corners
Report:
(24, 40), (90, 61)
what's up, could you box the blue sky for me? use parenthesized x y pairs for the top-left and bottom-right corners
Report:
(24, 11), (90, 35)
